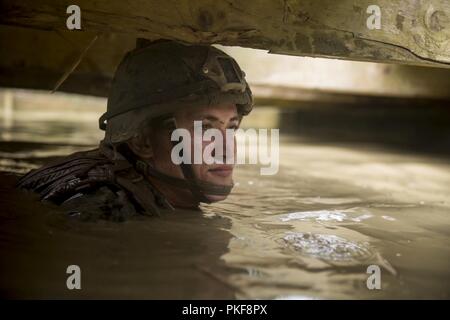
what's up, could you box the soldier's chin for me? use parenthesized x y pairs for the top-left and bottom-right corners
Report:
(204, 194), (228, 202)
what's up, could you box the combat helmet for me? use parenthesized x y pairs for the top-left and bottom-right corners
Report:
(99, 39), (253, 203)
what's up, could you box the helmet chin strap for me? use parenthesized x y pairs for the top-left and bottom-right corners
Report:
(135, 117), (233, 204)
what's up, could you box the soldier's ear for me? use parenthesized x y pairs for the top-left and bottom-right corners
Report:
(127, 135), (154, 159)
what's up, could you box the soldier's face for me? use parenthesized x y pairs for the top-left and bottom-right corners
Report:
(152, 103), (239, 203)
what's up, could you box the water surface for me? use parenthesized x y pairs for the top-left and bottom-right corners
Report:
(1, 109), (449, 299)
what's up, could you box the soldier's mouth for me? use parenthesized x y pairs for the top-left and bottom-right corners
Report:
(208, 165), (234, 177)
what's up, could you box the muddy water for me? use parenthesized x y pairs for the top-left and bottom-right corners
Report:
(0, 115), (450, 299)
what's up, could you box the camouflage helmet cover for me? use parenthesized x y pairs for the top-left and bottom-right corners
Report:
(101, 40), (253, 144)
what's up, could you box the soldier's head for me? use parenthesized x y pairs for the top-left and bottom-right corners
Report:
(99, 40), (253, 208)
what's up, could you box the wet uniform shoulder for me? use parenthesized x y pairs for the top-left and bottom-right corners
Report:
(60, 185), (140, 222)
(17, 147), (172, 221)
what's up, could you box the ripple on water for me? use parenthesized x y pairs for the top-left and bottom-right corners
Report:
(280, 209), (373, 223)
(283, 232), (374, 262)
(297, 197), (362, 205)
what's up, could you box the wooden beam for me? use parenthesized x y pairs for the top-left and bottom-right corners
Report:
(0, 25), (134, 96)
(251, 84), (450, 109)
(0, 0), (449, 68)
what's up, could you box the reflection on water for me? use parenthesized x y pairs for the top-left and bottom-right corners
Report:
(1, 102), (450, 299)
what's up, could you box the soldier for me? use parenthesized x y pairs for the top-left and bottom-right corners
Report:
(17, 40), (253, 222)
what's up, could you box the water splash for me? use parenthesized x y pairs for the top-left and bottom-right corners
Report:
(283, 232), (374, 262)
(280, 209), (373, 223)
